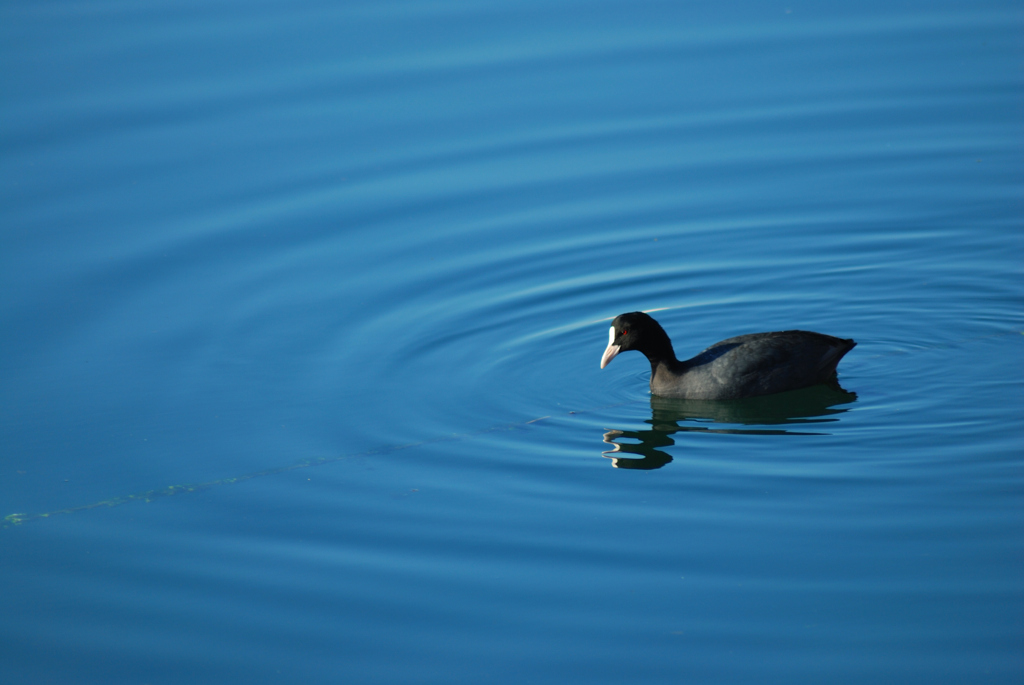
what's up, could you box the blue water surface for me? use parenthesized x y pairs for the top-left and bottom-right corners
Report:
(2, 1), (1023, 683)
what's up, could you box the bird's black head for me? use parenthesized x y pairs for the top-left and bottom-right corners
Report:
(600, 311), (675, 369)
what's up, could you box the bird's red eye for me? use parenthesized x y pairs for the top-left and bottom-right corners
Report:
(621, 329), (628, 336)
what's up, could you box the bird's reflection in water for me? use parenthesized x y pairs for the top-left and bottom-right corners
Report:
(602, 382), (857, 469)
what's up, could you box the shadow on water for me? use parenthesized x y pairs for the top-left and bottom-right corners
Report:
(602, 382), (857, 470)
(3, 385), (860, 525)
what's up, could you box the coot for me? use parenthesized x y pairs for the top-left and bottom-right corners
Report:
(600, 311), (855, 400)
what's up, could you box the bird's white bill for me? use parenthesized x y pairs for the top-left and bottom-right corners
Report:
(600, 326), (620, 368)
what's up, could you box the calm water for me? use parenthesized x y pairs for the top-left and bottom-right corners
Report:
(2, 1), (1023, 683)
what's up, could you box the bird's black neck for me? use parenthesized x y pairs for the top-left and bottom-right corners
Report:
(637, 323), (679, 374)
